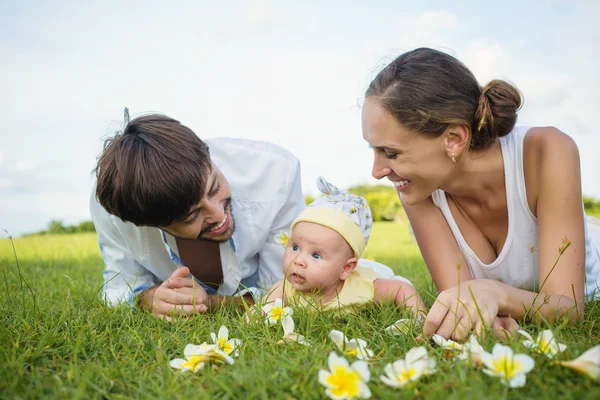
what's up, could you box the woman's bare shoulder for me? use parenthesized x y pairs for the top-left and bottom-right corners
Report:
(523, 126), (578, 157)
(522, 126), (581, 216)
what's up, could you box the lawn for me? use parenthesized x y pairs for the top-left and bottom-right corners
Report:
(1, 221), (598, 399)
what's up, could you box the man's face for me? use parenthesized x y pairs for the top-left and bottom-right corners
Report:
(163, 165), (234, 242)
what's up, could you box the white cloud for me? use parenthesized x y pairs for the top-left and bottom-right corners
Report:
(0, 191), (91, 236)
(355, 10), (462, 61)
(463, 40), (511, 83)
(1, 2), (599, 235)
(15, 160), (29, 171)
(414, 11), (459, 32)
(247, 0), (273, 29)
(0, 167), (40, 195)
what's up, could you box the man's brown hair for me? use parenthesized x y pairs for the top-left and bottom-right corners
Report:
(94, 114), (211, 227)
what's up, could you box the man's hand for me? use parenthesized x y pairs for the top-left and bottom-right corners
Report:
(139, 267), (209, 320)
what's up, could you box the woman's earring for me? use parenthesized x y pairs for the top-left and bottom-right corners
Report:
(451, 153), (456, 164)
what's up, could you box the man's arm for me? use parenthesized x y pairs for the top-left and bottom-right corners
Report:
(90, 192), (156, 307)
(91, 193), (209, 318)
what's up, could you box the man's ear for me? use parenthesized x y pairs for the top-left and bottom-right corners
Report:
(444, 124), (470, 159)
(340, 258), (358, 281)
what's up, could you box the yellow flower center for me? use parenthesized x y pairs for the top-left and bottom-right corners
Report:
(443, 349), (459, 359)
(326, 366), (361, 398)
(222, 341), (234, 355)
(397, 367), (417, 383)
(271, 306), (285, 321)
(182, 355), (208, 371)
(538, 339), (553, 354)
(204, 351), (228, 363)
(492, 356), (522, 378)
(346, 349), (359, 357)
(447, 342), (462, 350)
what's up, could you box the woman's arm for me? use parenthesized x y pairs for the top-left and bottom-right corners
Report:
(422, 128), (586, 340)
(403, 196), (473, 290)
(405, 196), (489, 340)
(504, 127), (586, 321)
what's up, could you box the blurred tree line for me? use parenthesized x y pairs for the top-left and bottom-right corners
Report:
(348, 185), (405, 221)
(305, 185), (405, 222)
(583, 196), (600, 214)
(305, 191), (600, 222)
(26, 193), (600, 236)
(26, 220), (96, 236)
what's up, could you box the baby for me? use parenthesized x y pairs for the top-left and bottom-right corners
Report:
(267, 177), (424, 316)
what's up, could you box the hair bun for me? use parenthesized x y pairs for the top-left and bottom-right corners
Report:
(365, 48), (524, 151)
(472, 80), (522, 149)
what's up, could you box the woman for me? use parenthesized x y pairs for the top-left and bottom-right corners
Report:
(361, 47), (600, 341)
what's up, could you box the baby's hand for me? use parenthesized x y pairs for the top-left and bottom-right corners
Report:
(373, 278), (426, 318)
(385, 317), (423, 336)
(243, 304), (263, 325)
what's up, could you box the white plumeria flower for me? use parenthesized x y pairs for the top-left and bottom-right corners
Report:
(262, 298), (293, 325)
(273, 231), (290, 248)
(191, 342), (235, 365)
(518, 329), (567, 359)
(457, 335), (486, 365)
(380, 346), (436, 389)
(169, 343), (234, 373)
(318, 351), (371, 399)
(481, 344), (535, 388)
(380, 359), (425, 388)
(432, 334), (463, 357)
(553, 345), (600, 381)
(330, 330), (374, 360)
(384, 318), (422, 336)
(405, 346), (437, 376)
(281, 316), (310, 346)
(169, 344), (211, 373)
(210, 325), (242, 357)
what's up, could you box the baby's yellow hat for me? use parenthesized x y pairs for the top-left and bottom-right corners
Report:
(291, 177), (372, 258)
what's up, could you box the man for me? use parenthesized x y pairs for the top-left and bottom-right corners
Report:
(90, 113), (305, 319)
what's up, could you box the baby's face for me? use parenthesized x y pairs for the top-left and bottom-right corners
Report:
(282, 222), (354, 293)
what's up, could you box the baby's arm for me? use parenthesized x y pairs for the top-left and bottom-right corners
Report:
(266, 279), (285, 304)
(373, 279), (426, 319)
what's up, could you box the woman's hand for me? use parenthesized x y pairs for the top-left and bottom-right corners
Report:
(490, 316), (519, 340)
(422, 279), (505, 341)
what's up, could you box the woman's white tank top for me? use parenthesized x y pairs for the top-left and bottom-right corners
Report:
(431, 126), (600, 300)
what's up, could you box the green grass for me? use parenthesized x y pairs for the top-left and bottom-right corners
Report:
(1, 223), (599, 399)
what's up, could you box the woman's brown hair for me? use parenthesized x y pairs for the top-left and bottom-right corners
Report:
(94, 114), (211, 227)
(365, 47), (522, 151)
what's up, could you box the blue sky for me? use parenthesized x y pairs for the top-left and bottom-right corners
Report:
(1, 0), (599, 236)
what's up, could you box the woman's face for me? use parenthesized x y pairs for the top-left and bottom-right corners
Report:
(361, 99), (451, 206)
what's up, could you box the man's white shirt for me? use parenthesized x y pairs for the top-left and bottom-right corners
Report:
(90, 138), (305, 307)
